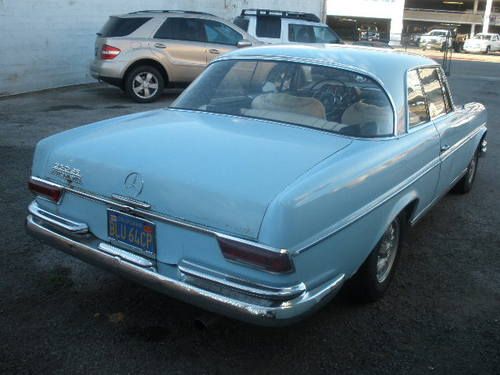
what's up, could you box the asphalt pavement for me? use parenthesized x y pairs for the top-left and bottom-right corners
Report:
(0, 59), (499, 374)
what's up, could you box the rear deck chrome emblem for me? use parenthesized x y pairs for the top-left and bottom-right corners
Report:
(51, 162), (82, 184)
(124, 172), (144, 197)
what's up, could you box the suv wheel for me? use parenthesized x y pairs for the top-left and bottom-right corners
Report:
(125, 66), (164, 103)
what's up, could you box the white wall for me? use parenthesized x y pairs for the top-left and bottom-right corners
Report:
(326, 0), (405, 44)
(0, 0), (322, 96)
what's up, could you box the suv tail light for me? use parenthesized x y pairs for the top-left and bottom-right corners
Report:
(217, 235), (293, 273)
(101, 44), (121, 60)
(28, 178), (63, 202)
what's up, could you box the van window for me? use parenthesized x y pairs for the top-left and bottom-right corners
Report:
(233, 17), (249, 32)
(256, 16), (281, 38)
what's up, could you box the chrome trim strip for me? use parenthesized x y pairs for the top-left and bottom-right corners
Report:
(295, 123), (487, 254)
(26, 214), (345, 325)
(440, 125), (485, 162)
(295, 155), (441, 254)
(98, 243), (154, 268)
(28, 201), (88, 233)
(111, 194), (151, 209)
(178, 260), (305, 300)
(30, 177), (285, 257)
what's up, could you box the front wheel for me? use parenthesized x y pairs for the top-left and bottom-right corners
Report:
(125, 65), (164, 103)
(348, 215), (403, 302)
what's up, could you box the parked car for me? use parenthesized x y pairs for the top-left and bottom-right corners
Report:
(233, 9), (342, 44)
(464, 33), (500, 54)
(419, 29), (452, 51)
(28, 45), (487, 325)
(90, 10), (259, 103)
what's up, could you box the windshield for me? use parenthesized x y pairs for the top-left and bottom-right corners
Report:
(172, 60), (394, 138)
(473, 34), (492, 40)
(288, 24), (341, 43)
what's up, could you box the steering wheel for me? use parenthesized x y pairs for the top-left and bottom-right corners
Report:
(310, 79), (349, 120)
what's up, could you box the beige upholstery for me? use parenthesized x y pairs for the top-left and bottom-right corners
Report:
(341, 101), (393, 136)
(251, 93), (326, 119)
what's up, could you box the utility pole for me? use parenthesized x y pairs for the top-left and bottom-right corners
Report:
(483, 0), (493, 33)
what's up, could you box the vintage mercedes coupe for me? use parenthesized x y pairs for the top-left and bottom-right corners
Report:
(27, 45), (487, 325)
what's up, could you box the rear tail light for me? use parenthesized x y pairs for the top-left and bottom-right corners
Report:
(28, 177), (63, 202)
(101, 44), (121, 60)
(217, 235), (293, 273)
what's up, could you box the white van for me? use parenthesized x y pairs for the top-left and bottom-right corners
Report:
(233, 9), (342, 45)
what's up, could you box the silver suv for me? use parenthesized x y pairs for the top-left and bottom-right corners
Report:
(90, 10), (259, 102)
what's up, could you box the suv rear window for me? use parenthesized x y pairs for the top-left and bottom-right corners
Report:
(233, 16), (249, 31)
(256, 16), (281, 38)
(99, 17), (151, 37)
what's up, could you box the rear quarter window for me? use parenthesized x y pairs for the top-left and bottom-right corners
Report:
(99, 17), (151, 37)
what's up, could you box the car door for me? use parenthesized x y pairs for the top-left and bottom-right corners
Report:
(419, 67), (477, 194)
(201, 19), (243, 63)
(151, 17), (208, 83)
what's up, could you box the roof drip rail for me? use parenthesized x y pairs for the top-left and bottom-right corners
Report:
(240, 9), (320, 23)
(128, 10), (215, 16)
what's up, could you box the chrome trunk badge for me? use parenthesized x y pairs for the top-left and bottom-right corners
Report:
(51, 162), (82, 184)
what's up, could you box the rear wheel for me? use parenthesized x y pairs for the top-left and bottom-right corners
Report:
(452, 149), (479, 194)
(348, 215), (403, 302)
(125, 65), (164, 103)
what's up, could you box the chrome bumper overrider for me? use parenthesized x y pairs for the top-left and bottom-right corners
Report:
(26, 201), (345, 325)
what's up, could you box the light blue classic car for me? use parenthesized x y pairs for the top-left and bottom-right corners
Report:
(27, 45), (487, 325)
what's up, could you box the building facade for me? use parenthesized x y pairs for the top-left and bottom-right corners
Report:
(326, 0), (500, 43)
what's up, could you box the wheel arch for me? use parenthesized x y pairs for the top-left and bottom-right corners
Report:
(123, 59), (169, 88)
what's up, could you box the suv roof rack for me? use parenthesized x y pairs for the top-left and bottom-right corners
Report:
(128, 10), (215, 16)
(240, 9), (320, 23)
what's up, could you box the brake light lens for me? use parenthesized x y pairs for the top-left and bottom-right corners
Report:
(218, 236), (293, 273)
(101, 44), (121, 60)
(28, 178), (63, 202)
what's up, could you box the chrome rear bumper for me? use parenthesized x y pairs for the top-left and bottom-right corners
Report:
(26, 201), (345, 326)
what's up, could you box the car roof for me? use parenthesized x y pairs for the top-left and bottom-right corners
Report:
(222, 44), (439, 132)
(116, 10), (220, 19)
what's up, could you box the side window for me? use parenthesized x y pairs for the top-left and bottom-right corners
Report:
(407, 69), (430, 128)
(256, 16), (281, 38)
(154, 18), (206, 42)
(203, 20), (243, 45)
(419, 67), (447, 119)
(288, 24), (315, 43)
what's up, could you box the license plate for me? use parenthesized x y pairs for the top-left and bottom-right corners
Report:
(107, 210), (156, 255)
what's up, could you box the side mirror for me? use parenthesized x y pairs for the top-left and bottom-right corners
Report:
(237, 40), (252, 48)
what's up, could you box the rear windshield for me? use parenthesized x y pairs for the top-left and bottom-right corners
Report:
(98, 17), (151, 37)
(172, 60), (394, 138)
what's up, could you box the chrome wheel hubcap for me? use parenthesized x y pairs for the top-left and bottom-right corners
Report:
(376, 220), (400, 283)
(132, 72), (159, 99)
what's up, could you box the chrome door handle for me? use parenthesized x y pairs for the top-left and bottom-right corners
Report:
(208, 49), (220, 54)
(441, 144), (451, 152)
(154, 43), (167, 49)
